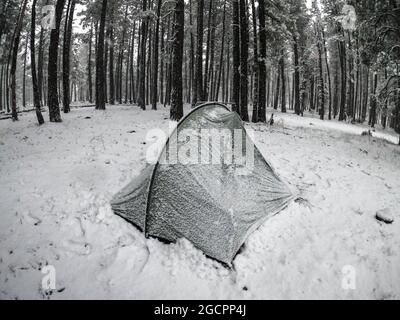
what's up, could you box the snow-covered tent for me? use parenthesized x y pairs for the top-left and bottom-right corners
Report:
(111, 102), (294, 265)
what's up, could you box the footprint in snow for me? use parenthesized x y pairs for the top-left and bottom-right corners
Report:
(63, 240), (92, 256)
(22, 211), (42, 226)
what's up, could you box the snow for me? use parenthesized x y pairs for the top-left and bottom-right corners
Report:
(0, 104), (399, 299)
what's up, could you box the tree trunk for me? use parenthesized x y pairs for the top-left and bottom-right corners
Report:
(207, 15), (216, 101)
(108, 10), (115, 105)
(63, 0), (75, 113)
(87, 23), (93, 103)
(129, 22), (136, 103)
(257, 0), (267, 122)
(10, 0), (29, 121)
(152, 0), (162, 110)
(95, 0), (107, 110)
(203, 0), (213, 101)
(170, 0), (184, 121)
(47, 0), (66, 122)
(188, 0), (194, 103)
(138, 1), (148, 109)
(193, 0), (204, 106)
(37, 28), (44, 106)
(215, 2), (226, 101)
(239, 0), (249, 121)
(280, 51), (286, 113)
(31, 0), (44, 124)
(274, 71), (280, 110)
(361, 64), (369, 122)
(317, 31), (325, 120)
(251, 0), (259, 122)
(338, 38), (346, 121)
(293, 34), (301, 115)
(322, 28), (332, 120)
(22, 32), (28, 109)
(232, 0), (240, 114)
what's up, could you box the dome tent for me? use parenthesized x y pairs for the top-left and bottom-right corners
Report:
(111, 102), (294, 265)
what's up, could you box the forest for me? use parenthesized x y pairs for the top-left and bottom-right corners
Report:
(1, 0), (400, 300)
(0, 0), (399, 140)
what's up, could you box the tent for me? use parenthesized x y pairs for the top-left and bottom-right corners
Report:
(111, 102), (294, 265)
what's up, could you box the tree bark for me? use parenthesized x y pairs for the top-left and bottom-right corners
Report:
(338, 37), (347, 121)
(31, 0), (44, 124)
(239, 0), (249, 121)
(251, 0), (259, 122)
(322, 28), (332, 120)
(152, 0), (162, 110)
(215, 1), (226, 101)
(293, 34), (301, 115)
(232, 0), (240, 114)
(257, 0), (267, 122)
(273, 71), (280, 110)
(193, 0), (204, 106)
(63, 0), (76, 113)
(317, 30), (325, 120)
(170, 0), (184, 120)
(47, 0), (66, 122)
(87, 23), (93, 103)
(203, 0), (213, 101)
(138, 0), (148, 109)
(10, 0), (29, 121)
(95, 0), (107, 110)
(280, 50), (286, 113)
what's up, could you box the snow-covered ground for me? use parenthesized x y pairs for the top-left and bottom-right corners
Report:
(0, 104), (399, 299)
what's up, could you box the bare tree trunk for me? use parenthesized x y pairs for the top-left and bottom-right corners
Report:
(317, 31), (325, 120)
(10, 0), (29, 120)
(48, 0), (66, 122)
(257, 0), (267, 122)
(31, 0), (44, 124)
(232, 0), (240, 114)
(63, 0), (75, 113)
(369, 72), (378, 128)
(37, 28), (44, 106)
(188, 0), (194, 103)
(215, 1), (226, 101)
(322, 28), (332, 120)
(203, 0), (213, 101)
(152, 0), (162, 110)
(193, 0), (204, 106)
(338, 36), (347, 121)
(251, 0), (259, 122)
(108, 8), (115, 104)
(129, 21), (136, 103)
(95, 0), (107, 110)
(225, 37), (230, 103)
(239, 0), (249, 121)
(159, 21), (165, 104)
(273, 71), (280, 110)
(22, 32), (28, 108)
(207, 15), (216, 101)
(280, 50), (286, 113)
(138, 0), (148, 109)
(293, 34), (300, 115)
(170, 0), (184, 120)
(346, 31), (354, 120)
(87, 23), (93, 103)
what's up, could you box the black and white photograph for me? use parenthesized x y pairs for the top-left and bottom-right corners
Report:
(0, 0), (399, 303)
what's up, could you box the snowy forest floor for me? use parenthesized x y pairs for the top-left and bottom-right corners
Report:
(0, 104), (399, 299)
